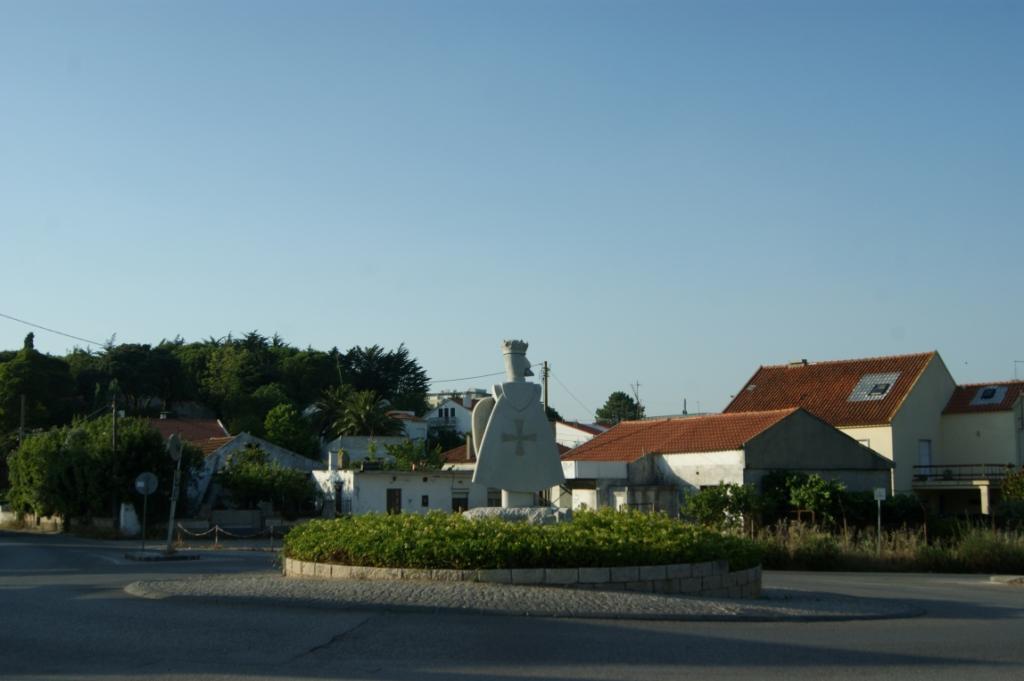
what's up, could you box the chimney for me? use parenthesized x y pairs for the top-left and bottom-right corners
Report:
(463, 391), (473, 408)
(788, 359), (809, 368)
(465, 434), (473, 461)
(328, 450), (338, 471)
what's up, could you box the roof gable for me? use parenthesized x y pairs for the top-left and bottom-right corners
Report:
(944, 382), (1024, 414)
(562, 409), (798, 463)
(723, 352), (937, 427)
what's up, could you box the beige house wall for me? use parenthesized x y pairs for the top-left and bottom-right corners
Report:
(837, 425), (893, 461)
(940, 411), (1022, 467)
(889, 357), (957, 494)
(941, 412), (1006, 466)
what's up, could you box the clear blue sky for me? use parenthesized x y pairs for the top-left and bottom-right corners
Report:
(2, 1), (1021, 421)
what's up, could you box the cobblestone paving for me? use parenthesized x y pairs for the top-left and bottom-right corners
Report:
(126, 574), (923, 621)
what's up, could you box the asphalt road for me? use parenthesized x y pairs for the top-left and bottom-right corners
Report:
(2, 529), (1023, 681)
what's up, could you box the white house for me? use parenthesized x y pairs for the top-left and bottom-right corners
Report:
(313, 467), (493, 516)
(560, 408), (892, 514)
(386, 410), (429, 441)
(423, 393), (483, 436)
(554, 421), (608, 449)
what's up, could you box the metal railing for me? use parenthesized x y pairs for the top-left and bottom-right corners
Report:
(912, 464), (1016, 483)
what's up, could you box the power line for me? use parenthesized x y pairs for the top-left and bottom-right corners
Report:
(550, 370), (594, 417)
(430, 363), (542, 386)
(0, 311), (105, 347)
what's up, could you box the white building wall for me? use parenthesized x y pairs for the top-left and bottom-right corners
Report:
(423, 399), (475, 434)
(312, 469), (488, 516)
(554, 422), (603, 449)
(655, 450), (746, 493)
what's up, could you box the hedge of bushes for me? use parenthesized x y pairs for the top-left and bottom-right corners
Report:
(284, 509), (762, 571)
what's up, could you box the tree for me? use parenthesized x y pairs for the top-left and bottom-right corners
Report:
(336, 390), (404, 437)
(684, 483), (760, 531)
(545, 405), (564, 422)
(6, 417), (200, 523)
(312, 385), (353, 440)
(217, 445), (315, 519)
(0, 334), (76, 434)
(789, 474), (846, 526)
(1003, 467), (1024, 501)
(339, 344), (429, 414)
(595, 391), (644, 426)
(264, 404), (317, 459)
(384, 440), (444, 471)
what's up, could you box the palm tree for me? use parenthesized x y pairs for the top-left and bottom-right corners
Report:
(337, 390), (404, 437)
(312, 385), (352, 440)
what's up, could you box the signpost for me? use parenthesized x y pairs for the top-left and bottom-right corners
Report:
(874, 487), (887, 555)
(164, 434), (184, 555)
(134, 472), (158, 553)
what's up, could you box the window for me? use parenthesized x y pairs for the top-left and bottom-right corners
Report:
(868, 383), (891, 397)
(452, 493), (469, 512)
(486, 488), (501, 507)
(848, 372), (901, 402)
(971, 386), (1007, 406)
(421, 495), (429, 508)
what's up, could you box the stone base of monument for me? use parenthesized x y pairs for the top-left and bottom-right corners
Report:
(461, 507), (572, 525)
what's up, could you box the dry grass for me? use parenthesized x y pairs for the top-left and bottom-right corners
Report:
(754, 523), (1024, 573)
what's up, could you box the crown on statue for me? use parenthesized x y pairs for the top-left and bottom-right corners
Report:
(501, 339), (529, 355)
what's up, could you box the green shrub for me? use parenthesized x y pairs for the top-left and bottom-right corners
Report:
(283, 508), (762, 571)
(683, 483), (759, 531)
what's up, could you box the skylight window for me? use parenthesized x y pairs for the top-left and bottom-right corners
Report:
(848, 372), (901, 402)
(970, 386), (1007, 406)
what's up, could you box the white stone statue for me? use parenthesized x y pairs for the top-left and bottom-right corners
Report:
(471, 340), (564, 507)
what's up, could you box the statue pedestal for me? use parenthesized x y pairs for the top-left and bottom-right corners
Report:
(501, 490), (535, 508)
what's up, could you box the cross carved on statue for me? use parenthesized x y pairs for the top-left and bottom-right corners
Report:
(501, 418), (536, 457)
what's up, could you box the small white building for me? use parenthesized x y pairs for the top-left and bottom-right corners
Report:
(313, 467), (493, 516)
(423, 393), (483, 435)
(319, 435), (408, 467)
(554, 421), (608, 449)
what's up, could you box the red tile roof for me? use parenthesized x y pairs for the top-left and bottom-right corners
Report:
(196, 436), (236, 456)
(723, 352), (937, 427)
(944, 382), (1024, 414)
(442, 443), (476, 464)
(149, 418), (229, 443)
(562, 409), (799, 463)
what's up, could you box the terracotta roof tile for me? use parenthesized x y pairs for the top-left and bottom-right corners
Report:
(944, 382), (1024, 414)
(149, 418), (229, 443)
(442, 443), (476, 464)
(723, 352), (936, 427)
(197, 436), (236, 456)
(562, 409), (799, 463)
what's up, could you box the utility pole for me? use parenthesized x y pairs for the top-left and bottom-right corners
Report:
(111, 395), (118, 529)
(542, 361), (550, 415)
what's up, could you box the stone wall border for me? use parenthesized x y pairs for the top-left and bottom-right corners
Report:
(283, 558), (761, 598)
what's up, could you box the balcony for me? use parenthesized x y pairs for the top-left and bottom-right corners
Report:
(913, 464), (1015, 485)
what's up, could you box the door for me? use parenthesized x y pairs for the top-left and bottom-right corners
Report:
(386, 488), (402, 514)
(918, 439), (932, 476)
